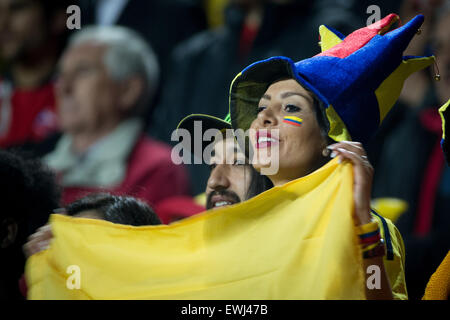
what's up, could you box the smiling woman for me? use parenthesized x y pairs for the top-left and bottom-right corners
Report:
(250, 79), (330, 186)
(228, 14), (437, 299)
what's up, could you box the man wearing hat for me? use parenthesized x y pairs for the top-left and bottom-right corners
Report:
(176, 113), (272, 211)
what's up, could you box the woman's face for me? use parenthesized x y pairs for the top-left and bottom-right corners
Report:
(249, 79), (328, 185)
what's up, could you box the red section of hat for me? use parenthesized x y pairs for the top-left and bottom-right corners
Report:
(316, 13), (399, 59)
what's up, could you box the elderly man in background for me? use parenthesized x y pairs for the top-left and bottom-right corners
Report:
(41, 25), (190, 207)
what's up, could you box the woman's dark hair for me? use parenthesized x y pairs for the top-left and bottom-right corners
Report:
(66, 193), (161, 226)
(246, 166), (274, 200)
(305, 87), (336, 146)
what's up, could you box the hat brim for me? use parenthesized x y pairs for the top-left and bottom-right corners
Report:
(229, 56), (331, 135)
(176, 114), (232, 157)
(177, 114), (231, 133)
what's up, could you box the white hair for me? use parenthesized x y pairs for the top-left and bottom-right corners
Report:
(68, 25), (160, 116)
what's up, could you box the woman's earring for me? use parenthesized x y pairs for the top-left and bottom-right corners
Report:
(322, 147), (331, 158)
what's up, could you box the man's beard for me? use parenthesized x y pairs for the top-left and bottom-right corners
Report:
(206, 190), (241, 210)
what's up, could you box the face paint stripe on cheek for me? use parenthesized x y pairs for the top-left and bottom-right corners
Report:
(283, 116), (303, 127)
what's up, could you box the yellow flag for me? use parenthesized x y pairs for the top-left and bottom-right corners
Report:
(26, 158), (365, 299)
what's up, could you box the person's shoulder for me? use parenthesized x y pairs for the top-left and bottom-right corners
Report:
(370, 210), (408, 300)
(134, 135), (171, 155)
(126, 135), (188, 185)
(131, 135), (179, 167)
(370, 210), (405, 259)
(12, 131), (63, 158)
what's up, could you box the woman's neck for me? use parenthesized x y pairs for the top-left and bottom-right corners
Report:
(268, 169), (304, 187)
(268, 159), (329, 187)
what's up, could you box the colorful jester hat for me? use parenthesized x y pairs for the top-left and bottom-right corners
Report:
(229, 14), (435, 144)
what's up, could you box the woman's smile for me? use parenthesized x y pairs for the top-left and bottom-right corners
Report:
(255, 129), (280, 149)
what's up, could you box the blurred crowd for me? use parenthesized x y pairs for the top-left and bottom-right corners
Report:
(0, 0), (448, 300)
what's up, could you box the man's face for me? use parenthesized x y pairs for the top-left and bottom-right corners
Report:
(56, 42), (123, 135)
(0, 0), (47, 61)
(205, 137), (251, 209)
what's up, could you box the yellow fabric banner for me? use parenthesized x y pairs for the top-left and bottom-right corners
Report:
(26, 158), (366, 299)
